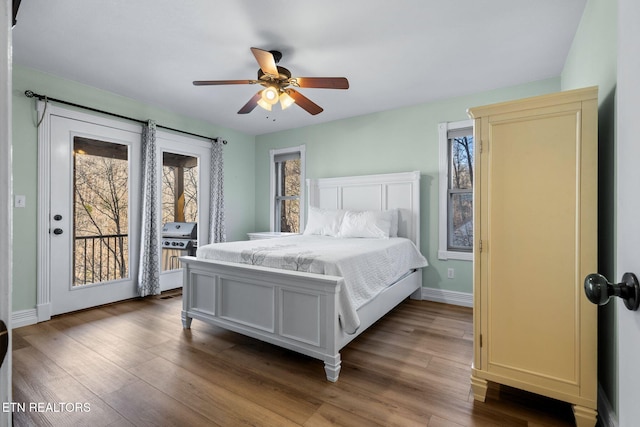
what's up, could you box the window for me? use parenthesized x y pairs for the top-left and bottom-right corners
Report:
(270, 145), (305, 233)
(438, 120), (474, 260)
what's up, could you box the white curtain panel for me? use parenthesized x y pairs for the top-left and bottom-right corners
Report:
(209, 139), (226, 243)
(138, 120), (160, 297)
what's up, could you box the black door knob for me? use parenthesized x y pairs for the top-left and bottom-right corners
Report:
(584, 272), (640, 311)
(53, 228), (63, 235)
(0, 320), (7, 368)
(53, 214), (62, 221)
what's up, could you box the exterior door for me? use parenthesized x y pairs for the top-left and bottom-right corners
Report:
(157, 133), (211, 291)
(48, 113), (141, 316)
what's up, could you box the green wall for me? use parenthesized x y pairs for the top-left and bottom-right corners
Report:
(561, 0), (618, 417)
(255, 78), (560, 294)
(11, 65), (257, 312)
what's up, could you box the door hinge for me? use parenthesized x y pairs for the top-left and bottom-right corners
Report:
(479, 240), (483, 252)
(479, 334), (483, 348)
(480, 138), (488, 153)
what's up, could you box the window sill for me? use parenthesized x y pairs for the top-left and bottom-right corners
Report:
(438, 250), (472, 261)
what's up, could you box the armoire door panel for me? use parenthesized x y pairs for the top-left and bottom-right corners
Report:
(485, 109), (582, 383)
(469, 87), (598, 427)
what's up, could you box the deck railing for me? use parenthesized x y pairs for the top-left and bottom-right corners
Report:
(74, 234), (129, 285)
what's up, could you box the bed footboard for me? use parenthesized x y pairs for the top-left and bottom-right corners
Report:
(180, 256), (345, 381)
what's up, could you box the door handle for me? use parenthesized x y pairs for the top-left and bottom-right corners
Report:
(584, 272), (640, 311)
(0, 320), (7, 368)
(53, 228), (63, 235)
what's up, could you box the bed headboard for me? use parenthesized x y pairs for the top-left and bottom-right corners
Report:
(306, 171), (421, 246)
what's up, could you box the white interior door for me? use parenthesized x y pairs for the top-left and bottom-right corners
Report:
(48, 113), (141, 316)
(617, 1), (640, 425)
(1, 1), (11, 424)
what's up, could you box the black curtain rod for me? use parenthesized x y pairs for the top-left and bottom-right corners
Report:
(24, 90), (227, 144)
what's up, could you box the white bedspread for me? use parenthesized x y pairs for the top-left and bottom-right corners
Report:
(196, 235), (428, 333)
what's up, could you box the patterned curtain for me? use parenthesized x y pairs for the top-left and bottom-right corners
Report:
(138, 120), (160, 297)
(209, 138), (226, 243)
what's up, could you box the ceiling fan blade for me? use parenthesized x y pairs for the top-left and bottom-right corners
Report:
(287, 89), (323, 115)
(193, 80), (254, 86)
(237, 91), (263, 114)
(250, 47), (279, 76)
(294, 77), (349, 90)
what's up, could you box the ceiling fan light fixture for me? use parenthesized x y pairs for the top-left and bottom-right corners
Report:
(194, 48), (349, 116)
(279, 91), (295, 110)
(257, 98), (272, 111)
(261, 86), (279, 105)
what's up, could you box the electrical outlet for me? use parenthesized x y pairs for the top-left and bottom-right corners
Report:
(14, 195), (26, 208)
(447, 268), (455, 279)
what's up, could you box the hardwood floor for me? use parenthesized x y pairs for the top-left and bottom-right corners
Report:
(12, 292), (580, 426)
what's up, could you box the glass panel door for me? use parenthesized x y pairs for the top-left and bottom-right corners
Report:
(156, 132), (211, 292)
(49, 114), (140, 316)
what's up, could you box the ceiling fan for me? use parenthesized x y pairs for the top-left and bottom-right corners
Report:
(193, 47), (349, 116)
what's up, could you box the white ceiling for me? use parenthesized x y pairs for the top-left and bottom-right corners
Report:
(12, 0), (587, 136)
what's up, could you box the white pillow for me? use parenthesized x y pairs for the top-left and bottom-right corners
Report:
(303, 207), (345, 236)
(338, 210), (393, 239)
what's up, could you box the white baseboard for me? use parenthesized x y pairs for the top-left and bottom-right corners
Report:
(12, 309), (38, 329)
(598, 383), (617, 427)
(422, 287), (473, 307)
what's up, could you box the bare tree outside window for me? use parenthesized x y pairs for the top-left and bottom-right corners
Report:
(73, 138), (129, 286)
(271, 147), (304, 234)
(277, 159), (300, 232)
(448, 134), (474, 250)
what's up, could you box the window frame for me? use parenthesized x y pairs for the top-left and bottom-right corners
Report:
(269, 145), (305, 233)
(438, 120), (473, 261)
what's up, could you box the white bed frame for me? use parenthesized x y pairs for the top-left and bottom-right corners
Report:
(180, 171), (423, 381)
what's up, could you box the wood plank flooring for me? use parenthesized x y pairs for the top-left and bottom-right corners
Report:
(12, 292), (580, 426)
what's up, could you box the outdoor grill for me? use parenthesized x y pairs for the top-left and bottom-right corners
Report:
(161, 222), (197, 270)
(162, 222), (197, 251)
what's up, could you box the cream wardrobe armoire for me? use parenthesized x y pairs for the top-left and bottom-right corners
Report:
(468, 87), (598, 427)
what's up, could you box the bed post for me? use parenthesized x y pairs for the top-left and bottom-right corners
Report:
(410, 269), (423, 300)
(324, 354), (341, 382)
(323, 280), (342, 382)
(181, 261), (193, 329)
